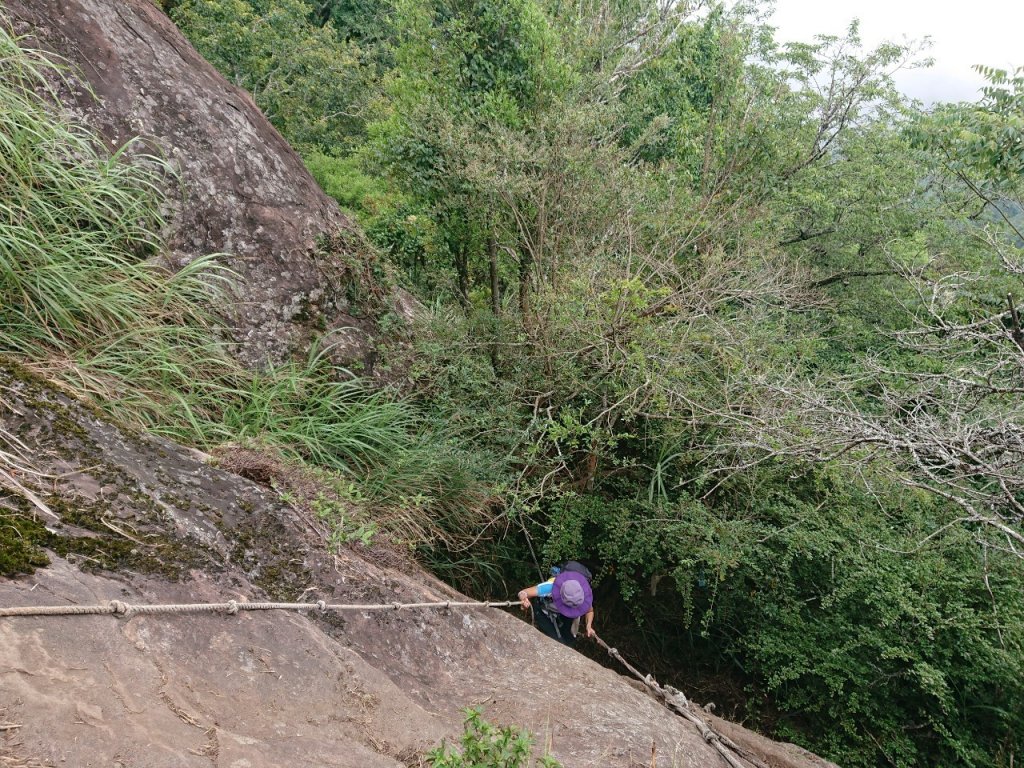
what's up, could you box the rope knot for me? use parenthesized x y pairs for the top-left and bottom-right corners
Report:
(226, 600), (239, 615)
(392, 602), (403, 611)
(315, 600), (327, 613)
(109, 600), (131, 617)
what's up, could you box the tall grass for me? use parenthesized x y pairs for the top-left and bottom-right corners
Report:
(0, 23), (237, 431)
(216, 345), (416, 472)
(0, 20), (490, 548)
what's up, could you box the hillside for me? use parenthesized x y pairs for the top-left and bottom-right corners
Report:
(3, 0), (382, 370)
(3, 0), (1023, 765)
(0, 364), (834, 768)
(0, 0), (838, 766)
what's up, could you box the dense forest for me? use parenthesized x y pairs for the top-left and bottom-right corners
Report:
(4, 0), (1024, 765)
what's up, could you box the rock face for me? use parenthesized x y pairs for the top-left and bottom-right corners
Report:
(3, 0), (375, 368)
(0, 5), (839, 765)
(0, 366), (839, 768)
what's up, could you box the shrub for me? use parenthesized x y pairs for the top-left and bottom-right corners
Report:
(426, 709), (561, 768)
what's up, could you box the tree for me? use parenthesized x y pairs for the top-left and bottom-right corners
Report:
(774, 68), (1024, 556)
(172, 0), (370, 149)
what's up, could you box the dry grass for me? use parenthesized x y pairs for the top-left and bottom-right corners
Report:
(0, 708), (53, 768)
(212, 443), (416, 572)
(0, 392), (56, 523)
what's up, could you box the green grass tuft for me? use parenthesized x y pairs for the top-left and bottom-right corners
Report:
(0, 18), (490, 553)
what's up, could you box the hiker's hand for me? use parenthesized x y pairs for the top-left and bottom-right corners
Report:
(518, 590), (530, 610)
(586, 625), (596, 638)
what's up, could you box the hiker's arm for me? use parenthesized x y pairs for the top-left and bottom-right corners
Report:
(584, 607), (595, 637)
(517, 585), (539, 610)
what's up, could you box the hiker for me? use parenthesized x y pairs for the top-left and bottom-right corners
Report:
(517, 561), (595, 646)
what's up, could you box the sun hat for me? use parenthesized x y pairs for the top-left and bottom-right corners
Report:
(551, 570), (593, 618)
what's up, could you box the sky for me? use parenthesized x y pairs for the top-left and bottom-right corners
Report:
(764, 0), (1024, 105)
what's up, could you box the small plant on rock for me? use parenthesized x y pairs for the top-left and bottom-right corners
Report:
(426, 708), (561, 768)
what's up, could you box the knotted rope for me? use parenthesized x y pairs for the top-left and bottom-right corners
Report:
(591, 633), (769, 768)
(1, 599), (767, 768)
(0, 598), (516, 619)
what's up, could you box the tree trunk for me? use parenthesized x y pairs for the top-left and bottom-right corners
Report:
(489, 233), (500, 317)
(455, 245), (470, 310)
(518, 246), (532, 321)
(489, 233), (501, 372)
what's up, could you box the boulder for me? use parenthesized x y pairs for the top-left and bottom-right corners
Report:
(4, 0), (378, 368)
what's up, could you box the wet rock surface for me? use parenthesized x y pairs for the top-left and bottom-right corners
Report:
(0, 368), (838, 768)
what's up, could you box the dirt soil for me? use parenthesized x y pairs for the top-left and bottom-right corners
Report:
(0, 369), (840, 768)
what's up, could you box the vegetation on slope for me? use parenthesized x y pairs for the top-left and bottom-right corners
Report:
(427, 708), (561, 768)
(6, 1), (1024, 766)
(0, 19), (488, 576)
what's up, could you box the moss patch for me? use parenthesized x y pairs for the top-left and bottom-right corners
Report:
(48, 533), (200, 579)
(44, 495), (210, 580)
(0, 505), (52, 577)
(0, 489), (211, 580)
(225, 512), (312, 601)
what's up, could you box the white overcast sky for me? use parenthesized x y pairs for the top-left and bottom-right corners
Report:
(764, 0), (1024, 105)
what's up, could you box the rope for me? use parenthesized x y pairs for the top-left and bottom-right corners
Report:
(591, 633), (769, 768)
(0, 598), (517, 619)
(1, 599), (765, 768)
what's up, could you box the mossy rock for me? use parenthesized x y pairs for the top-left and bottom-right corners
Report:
(0, 507), (52, 577)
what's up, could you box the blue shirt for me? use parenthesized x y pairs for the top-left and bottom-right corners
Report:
(535, 578), (554, 598)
